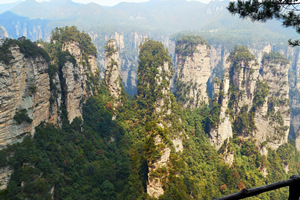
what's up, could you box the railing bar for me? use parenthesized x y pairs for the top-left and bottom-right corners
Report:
(214, 175), (300, 200)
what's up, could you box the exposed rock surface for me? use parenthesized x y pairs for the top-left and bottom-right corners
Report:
(0, 32), (99, 189)
(288, 49), (300, 151)
(210, 47), (290, 153)
(61, 41), (98, 123)
(175, 36), (211, 108)
(0, 45), (50, 148)
(0, 167), (12, 190)
(0, 26), (8, 39)
(0, 36), (98, 143)
(147, 61), (174, 199)
(210, 70), (233, 150)
(104, 39), (123, 106)
(137, 41), (183, 198)
(254, 53), (290, 150)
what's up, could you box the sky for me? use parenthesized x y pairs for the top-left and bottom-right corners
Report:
(0, 0), (211, 7)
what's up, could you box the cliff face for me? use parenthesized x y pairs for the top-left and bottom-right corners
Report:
(0, 44), (51, 189)
(104, 39), (123, 105)
(0, 26), (8, 39)
(175, 36), (211, 108)
(286, 48), (300, 151)
(0, 45), (50, 148)
(0, 29), (99, 189)
(61, 41), (98, 122)
(210, 47), (290, 154)
(254, 53), (290, 150)
(210, 70), (233, 150)
(0, 30), (97, 179)
(147, 61), (173, 198)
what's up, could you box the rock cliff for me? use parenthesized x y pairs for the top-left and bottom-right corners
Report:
(104, 39), (123, 106)
(0, 42), (50, 149)
(61, 40), (98, 122)
(0, 31), (98, 178)
(0, 40), (52, 189)
(287, 49), (300, 151)
(174, 35), (211, 108)
(210, 70), (233, 150)
(0, 28), (99, 189)
(255, 52), (290, 150)
(210, 46), (290, 154)
(137, 40), (183, 198)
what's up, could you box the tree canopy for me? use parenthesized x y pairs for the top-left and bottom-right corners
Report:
(227, 0), (300, 45)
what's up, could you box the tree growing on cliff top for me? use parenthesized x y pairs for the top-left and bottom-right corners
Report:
(227, 0), (300, 46)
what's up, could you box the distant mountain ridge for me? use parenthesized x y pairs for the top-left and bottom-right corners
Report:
(0, 11), (49, 41)
(11, 0), (83, 19)
(0, 0), (297, 42)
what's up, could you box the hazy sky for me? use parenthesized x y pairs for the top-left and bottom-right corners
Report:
(0, 0), (211, 6)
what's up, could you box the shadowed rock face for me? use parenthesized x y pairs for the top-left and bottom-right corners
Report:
(210, 69), (233, 151)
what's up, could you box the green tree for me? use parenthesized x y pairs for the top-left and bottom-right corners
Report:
(227, 0), (300, 45)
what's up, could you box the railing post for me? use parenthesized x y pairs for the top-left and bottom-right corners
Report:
(288, 175), (300, 200)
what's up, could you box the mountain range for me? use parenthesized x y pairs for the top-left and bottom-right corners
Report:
(0, 0), (298, 43)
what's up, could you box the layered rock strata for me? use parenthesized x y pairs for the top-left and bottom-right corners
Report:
(0, 33), (99, 189)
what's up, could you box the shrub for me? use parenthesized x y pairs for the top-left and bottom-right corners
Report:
(13, 109), (33, 125)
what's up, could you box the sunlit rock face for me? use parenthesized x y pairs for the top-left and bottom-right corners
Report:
(174, 36), (211, 108)
(0, 45), (50, 148)
(61, 41), (98, 123)
(210, 47), (290, 157)
(104, 39), (123, 106)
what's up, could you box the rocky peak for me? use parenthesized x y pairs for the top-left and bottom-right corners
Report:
(174, 35), (211, 108)
(137, 40), (183, 198)
(51, 26), (99, 123)
(0, 28), (100, 190)
(104, 39), (123, 106)
(114, 32), (125, 51)
(210, 47), (290, 155)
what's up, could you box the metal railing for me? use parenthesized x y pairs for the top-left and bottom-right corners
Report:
(214, 175), (300, 200)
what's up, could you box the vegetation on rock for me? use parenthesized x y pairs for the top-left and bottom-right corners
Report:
(13, 109), (33, 125)
(175, 35), (210, 57)
(0, 36), (50, 65)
